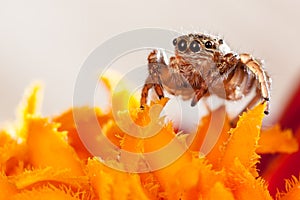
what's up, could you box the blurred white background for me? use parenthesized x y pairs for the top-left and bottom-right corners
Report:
(0, 0), (299, 124)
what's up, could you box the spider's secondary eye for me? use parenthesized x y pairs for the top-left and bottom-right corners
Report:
(189, 40), (200, 52)
(205, 41), (213, 49)
(178, 39), (187, 52)
(172, 38), (177, 46)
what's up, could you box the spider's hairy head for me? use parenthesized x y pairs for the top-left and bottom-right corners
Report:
(172, 33), (231, 60)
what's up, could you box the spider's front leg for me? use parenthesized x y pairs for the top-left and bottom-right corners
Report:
(140, 50), (167, 109)
(239, 53), (271, 114)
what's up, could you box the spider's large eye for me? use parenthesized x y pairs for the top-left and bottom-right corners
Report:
(205, 41), (213, 49)
(172, 38), (177, 46)
(177, 39), (187, 52)
(189, 40), (200, 52)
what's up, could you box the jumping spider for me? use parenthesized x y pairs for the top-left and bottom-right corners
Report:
(140, 33), (271, 120)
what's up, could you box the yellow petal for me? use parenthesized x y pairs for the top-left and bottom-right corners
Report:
(17, 83), (42, 140)
(18, 83), (42, 119)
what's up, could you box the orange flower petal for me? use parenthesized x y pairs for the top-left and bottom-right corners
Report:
(0, 175), (18, 199)
(11, 185), (87, 200)
(204, 107), (231, 169)
(276, 176), (300, 200)
(225, 158), (272, 200)
(86, 158), (149, 200)
(10, 167), (89, 191)
(117, 98), (193, 194)
(2, 81), (298, 200)
(257, 125), (298, 154)
(0, 84), (42, 175)
(205, 182), (234, 200)
(188, 106), (230, 155)
(53, 108), (105, 160)
(220, 103), (265, 177)
(156, 157), (223, 199)
(0, 132), (26, 175)
(26, 117), (84, 176)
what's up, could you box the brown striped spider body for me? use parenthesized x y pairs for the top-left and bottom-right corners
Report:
(140, 33), (271, 118)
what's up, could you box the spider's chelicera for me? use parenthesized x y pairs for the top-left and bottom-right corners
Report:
(140, 33), (271, 120)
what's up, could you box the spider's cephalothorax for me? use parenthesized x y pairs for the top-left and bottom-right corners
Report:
(140, 33), (271, 119)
